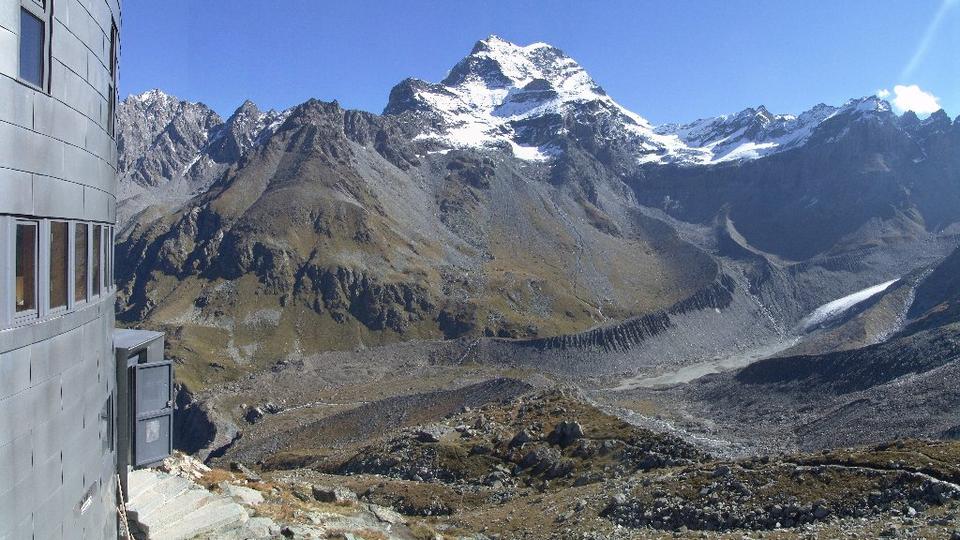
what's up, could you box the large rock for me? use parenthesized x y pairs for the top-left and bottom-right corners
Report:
(312, 485), (358, 504)
(549, 420), (585, 448)
(219, 482), (264, 506)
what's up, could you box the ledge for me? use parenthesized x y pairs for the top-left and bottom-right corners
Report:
(0, 292), (115, 355)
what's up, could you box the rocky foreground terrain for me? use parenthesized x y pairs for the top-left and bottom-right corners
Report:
(154, 388), (960, 539)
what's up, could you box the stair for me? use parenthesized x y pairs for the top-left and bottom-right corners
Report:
(126, 469), (251, 539)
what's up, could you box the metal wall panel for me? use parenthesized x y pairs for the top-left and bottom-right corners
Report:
(51, 59), (102, 123)
(0, 432), (33, 497)
(84, 115), (113, 158)
(34, 175), (86, 220)
(0, 74), (35, 128)
(63, 143), (103, 189)
(32, 417), (64, 464)
(34, 82), (88, 148)
(60, 363), (85, 409)
(0, 0), (15, 34)
(52, 20), (89, 82)
(34, 488), (65, 540)
(0, 122), (67, 179)
(106, 0), (120, 25)
(32, 377), (61, 425)
(83, 185), (111, 221)
(0, 167), (34, 215)
(87, 49), (110, 99)
(11, 475), (36, 534)
(0, 340), (31, 401)
(0, 26), (15, 78)
(62, 1), (99, 65)
(28, 331), (53, 383)
(0, 385), (33, 447)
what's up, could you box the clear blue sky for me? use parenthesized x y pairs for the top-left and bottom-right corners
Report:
(120, 0), (959, 123)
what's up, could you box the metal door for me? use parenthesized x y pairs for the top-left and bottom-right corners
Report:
(133, 360), (174, 467)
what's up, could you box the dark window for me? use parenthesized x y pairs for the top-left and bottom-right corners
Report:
(106, 226), (113, 289)
(19, 8), (44, 87)
(92, 224), (102, 296)
(108, 21), (118, 136)
(75, 223), (87, 302)
(107, 85), (116, 136)
(15, 222), (38, 313)
(100, 394), (114, 452)
(109, 21), (118, 80)
(50, 221), (68, 309)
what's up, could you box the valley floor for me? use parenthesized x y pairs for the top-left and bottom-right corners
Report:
(170, 347), (960, 539)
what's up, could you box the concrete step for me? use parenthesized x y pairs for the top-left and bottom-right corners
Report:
(151, 499), (249, 540)
(138, 488), (215, 532)
(126, 469), (165, 502)
(127, 476), (195, 522)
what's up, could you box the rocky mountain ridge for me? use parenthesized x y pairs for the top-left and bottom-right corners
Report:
(115, 36), (960, 392)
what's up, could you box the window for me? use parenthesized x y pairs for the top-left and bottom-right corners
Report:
(75, 223), (87, 302)
(100, 394), (114, 452)
(92, 224), (102, 296)
(106, 226), (113, 290)
(18, 9), (43, 87)
(107, 86), (116, 136)
(49, 221), (68, 309)
(18, 1), (50, 90)
(109, 21), (118, 81)
(15, 222), (38, 314)
(108, 21), (118, 136)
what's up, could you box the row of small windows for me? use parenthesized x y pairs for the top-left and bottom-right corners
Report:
(10, 217), (114, 327)
(17, 0), (119, 135)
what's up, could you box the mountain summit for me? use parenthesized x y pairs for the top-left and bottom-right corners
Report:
(384, 35), (696, 164)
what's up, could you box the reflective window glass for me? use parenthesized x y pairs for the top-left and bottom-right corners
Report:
(15, 222), (37, 312)
(92, 224), (102, 296)
(75, 223), (88, 302)
(19, 8), (44, 87)
(50, 221), (68, 309)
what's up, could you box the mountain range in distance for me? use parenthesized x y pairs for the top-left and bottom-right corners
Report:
(115, 35), (960, 392)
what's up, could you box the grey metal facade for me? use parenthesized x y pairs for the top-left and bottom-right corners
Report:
(0, 0), (122, 538)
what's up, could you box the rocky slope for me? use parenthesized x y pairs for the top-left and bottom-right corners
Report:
(619, 245), (960, 459)
(115, 36), (960, 391)
(169, 375), (960, 539)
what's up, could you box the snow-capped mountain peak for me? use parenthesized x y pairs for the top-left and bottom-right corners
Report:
(384, 36), (686, 162)
(442, 35), (605, 106)
(654, 101), (844, 164)
(130, 88), (177, 106)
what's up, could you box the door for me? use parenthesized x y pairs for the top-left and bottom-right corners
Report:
(133, 360), (174, 467)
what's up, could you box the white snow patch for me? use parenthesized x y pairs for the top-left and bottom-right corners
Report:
(181, 154), (201, 175)
(800, 279), (899, 331)
(508, 141), (554, 161)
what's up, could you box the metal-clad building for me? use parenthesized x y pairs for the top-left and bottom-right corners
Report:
(0, 0), (123, 537)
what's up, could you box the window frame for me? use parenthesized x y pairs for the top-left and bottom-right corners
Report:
(107, 19), (118, 137)
(12, 219), (40, 326)
(17, 0), (52, 93)
(91, 223), (102, 299)
(105, 225), (113, 291)
(73, 221), (89, 306)
(47, 220), (70, 315)
(1, 218), (115, 332)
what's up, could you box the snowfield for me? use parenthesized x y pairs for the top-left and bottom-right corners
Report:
(800, 279), (900, 331)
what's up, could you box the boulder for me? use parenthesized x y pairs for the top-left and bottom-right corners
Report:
(230, 461), (262, 482)
(509, 429), (535, 448)
(219, 482), (264, 506)
(414, 425), (452, 443)
(312, 485), (358, 504)
(549, 421), (584, 448)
